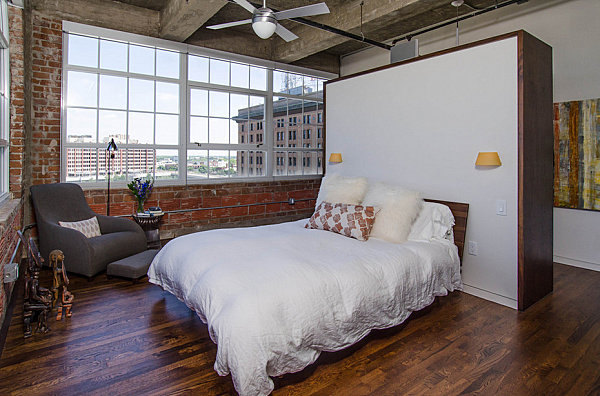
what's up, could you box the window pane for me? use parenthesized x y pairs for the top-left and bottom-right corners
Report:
(129, 44), (155, 76)
(229, 119), (240, 144)
(156, 49), (180, 79)
(208, 150), (229, 178)
(66, 148), (97, 182)
(68, 35), (98, 68)
(99, 75), (127, 110)
(190, 89), (208, 116)
(129, 78), (154, 112)
(155, 114), (179, 145)
(66, 108), (96, 143)
(250, 66), (267, 91)
(209, 118), (229, 144)
(104, 149), (126, 182)
(100, 39), (127, 71)
(190, 116), (208, 143)
(304, 76), (318, 96)
(128, 112), (154, 144)
(250, 96), (264, 120)
(155, 149), (178, 180)
(302, 151), (319, 175)
(229, 150), (239, 178)
(230, 93), (248, 119)
(187, 150), (208, 180)
(67, 71), (97, 107)
(188, 55), (208, 82)
(209, 59), (229, 86)
(156, 82), (179, 114)
(127, 148), (155, 181)
(209, 91), (228, 118)
(273, 151), (287, 176)
(235, 150), (247, 177)
(287, 151), (299, 175)
(99, 110), (126, 144)
(230, 62), (249, 89)
(274, 70), (302, 94)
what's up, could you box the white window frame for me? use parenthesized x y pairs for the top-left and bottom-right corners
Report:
(61, 21), (336, 187)
(0, 0), (9, 202)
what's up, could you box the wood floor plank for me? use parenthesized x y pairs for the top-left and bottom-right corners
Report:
(1, 263), (599, 395)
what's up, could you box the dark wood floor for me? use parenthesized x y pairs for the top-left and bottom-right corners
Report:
(1, 263), (599, 395)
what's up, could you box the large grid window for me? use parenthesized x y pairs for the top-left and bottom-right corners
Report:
(62, 24), (334, 186)
(0, 0), (9, 202)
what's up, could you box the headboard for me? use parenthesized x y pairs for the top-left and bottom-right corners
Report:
(424, 199), (469, 261)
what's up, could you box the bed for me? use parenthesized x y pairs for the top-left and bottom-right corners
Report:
(148, 199), (468, 396)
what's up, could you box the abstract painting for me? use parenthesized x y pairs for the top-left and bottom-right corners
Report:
(554, 98), (600, 210)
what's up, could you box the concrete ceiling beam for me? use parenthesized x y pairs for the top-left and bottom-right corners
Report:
(31, 0), (160, 38)
(272, 0), (447, 63)
(160, 0), (228, 42)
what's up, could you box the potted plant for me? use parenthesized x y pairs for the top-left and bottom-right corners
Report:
(127, 177), (154, 213)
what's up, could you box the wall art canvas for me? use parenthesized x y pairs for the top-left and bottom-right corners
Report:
(554, 98), (600, 210)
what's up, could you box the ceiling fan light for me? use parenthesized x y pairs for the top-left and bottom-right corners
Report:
(252, 20), (277, 39)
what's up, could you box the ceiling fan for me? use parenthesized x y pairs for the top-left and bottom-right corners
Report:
(206, 0), (330, 42)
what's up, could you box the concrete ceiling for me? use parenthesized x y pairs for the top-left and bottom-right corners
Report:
(55, 0), (517, 73)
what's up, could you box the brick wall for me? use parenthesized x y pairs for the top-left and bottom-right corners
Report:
(0, 201), (23, 327)
(21, 11), (321, 239)
(84, 179), (320, 239)
(9, 7), (24, 198)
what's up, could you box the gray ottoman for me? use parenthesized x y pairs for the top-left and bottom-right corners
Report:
(106, 249), (159, 280)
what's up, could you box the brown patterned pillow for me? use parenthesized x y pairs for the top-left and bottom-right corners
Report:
(305, 202), (378, 241)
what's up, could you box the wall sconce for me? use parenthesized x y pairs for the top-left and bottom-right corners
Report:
(475, 151), (502, 166)
(329, 153), (342, 163)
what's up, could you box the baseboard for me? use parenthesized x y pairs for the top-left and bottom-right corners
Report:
(462, 284), (518, 309)
(554, 255), (600, 272)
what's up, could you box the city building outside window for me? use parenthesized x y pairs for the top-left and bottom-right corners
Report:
(62, 22), (333, 186)
(0, 0), (8, 202)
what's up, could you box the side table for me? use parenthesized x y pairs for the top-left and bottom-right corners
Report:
(132, 214), (164, 249)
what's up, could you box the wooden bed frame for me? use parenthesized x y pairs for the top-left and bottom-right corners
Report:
(424, 199), (469, 261)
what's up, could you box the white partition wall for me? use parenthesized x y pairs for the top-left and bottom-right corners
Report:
(326, 37), (522, 308)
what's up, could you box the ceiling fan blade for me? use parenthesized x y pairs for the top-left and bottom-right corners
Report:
(275, 24), (299, 42)
(274, 3), (330, 20)
(206, 19), (252, 30)
(233, 0), (257, 14)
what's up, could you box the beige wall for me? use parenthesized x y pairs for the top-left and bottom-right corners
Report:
(340, 0), (600, 272)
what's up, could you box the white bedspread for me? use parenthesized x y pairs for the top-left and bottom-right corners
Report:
(148, 220), (462, 396)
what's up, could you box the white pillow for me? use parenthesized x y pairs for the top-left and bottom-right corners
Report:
(316, 174), (368, 208)
(408, 202), (455, 242)
(59, 216), (102, 238)
(362, 182), (422, 243)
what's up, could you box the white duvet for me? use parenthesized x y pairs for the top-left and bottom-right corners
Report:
(148, 220), (462, 396)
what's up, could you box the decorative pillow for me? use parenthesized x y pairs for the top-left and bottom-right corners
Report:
(59, 216), (102, 238)
(408, 202), (455, 242)
(362, 182), (422, 244)
(305, 202), (378, 241)
(316, 174), (368, 208)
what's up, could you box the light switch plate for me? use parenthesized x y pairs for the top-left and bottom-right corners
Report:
(496, 199), (507, 216)
(3, 262), (18, 283)
(468, 240), (479, 256)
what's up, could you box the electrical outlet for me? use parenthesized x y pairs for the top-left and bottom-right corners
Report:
(468, 240), (479, 256)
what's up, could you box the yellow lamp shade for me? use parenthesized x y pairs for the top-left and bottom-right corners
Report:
(329, 153), (343, 163)
(475, 152), (501, 166)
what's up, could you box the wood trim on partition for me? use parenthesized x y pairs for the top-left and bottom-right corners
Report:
(517, 31), (554, 311)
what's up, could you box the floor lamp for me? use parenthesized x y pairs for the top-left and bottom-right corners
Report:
(106, 138), (118, 216)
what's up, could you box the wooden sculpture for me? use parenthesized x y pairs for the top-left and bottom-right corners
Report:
(19, 232), (52, 338)
(49, 249), (74, 321)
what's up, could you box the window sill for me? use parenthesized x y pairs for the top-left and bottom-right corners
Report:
(0, 198), (20, 236)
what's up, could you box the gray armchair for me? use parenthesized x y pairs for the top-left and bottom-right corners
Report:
(30, 183), (147, 278)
